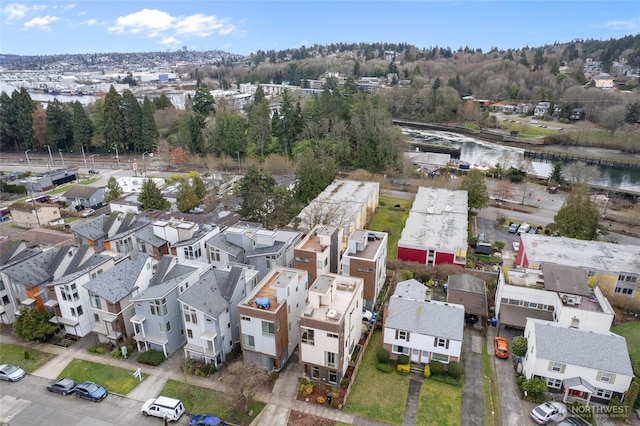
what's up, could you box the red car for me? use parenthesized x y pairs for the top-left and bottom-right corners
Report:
(494, 336), (509, 359)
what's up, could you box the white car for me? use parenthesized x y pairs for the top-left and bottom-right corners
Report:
(512, 242), (520, 252)
(362, 309), (373, 322)
(81, 208), (95, 217)
(0, 364), (26, 382)
(530, 401), (567, 424)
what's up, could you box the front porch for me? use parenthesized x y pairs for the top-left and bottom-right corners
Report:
(562, 377), (595, 406)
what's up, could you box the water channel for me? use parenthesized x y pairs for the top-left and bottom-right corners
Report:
(403, 128), (640, 193)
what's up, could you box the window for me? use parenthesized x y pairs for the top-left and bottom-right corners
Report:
(343, 264), (349, 275)
(2, 295), (9, 305)
(431, 353), (449, 363)
(325, 351), (338, 369)
(328, 371), (338, 385)
(265, 255), (278, 269)
(397, 330), (409, 341)
(184, 243), (202, 261)
(436, 338), (447, 348)
(77, 305), (83, 316)
(61, 284), (79, 302)
(595, 388), (613, 399)
(166, 321), (171, 332)
(93, 314), (99, 322)
(90, 294), (102, 310)
(327, 333), (338, 339)
(356, 266), (373, 273)
(295, 256), (309, 263)
(187, 329), (193, 339)
(547, 378), (562, 388)
(614, 287), (633, 295)
(528, 302), (538, 309)
(241, 316), (251, 321)
(262, 321), (275, 337)
(599, 372), (613, 383)
(242, 334), (255, 349)
(301, 328), (314, 345)
(551, 362), (564, 373)
(317, 258), (327, 270)
(392, 345), (409, 355)
(150, 298), (168, 317)
(311, 367), (320, 380)
(183, 307), (197, 324)
(211, 249), (221, 262)
(138, 241), (147, 253)
(159, 323), (165, 332)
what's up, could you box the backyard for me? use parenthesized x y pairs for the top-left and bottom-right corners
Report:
(611, 320), (640, 366)
(369, 195), (413, 259)
(343, 330), (409, 425)
(58, 358), (145, 394)
(160, 379), (265, 426)
(0, 343), (55, 372)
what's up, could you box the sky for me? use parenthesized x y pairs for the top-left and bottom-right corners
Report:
(1, 1), (638, 57)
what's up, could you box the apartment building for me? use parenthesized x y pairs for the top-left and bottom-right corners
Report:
(341, 230), (387, 310)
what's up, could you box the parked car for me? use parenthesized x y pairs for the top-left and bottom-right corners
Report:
(142, 396), (185, 421)
(362, 309), (373, 322)
(517, 222), (530, 235)
(47, 377), (77, 395)
(465, 314), (479, 325)
(81, 208), (95, 217)
(88, 169), (100, 174)
(508, 223), (520, 233)
(530, 401), (567, 424)
(75, 381), (108, 402)
(0, 364), (26, 382)
(512, 242), (520, 252)
(494, 336), (509, 359)
(190, 414), (226, 426)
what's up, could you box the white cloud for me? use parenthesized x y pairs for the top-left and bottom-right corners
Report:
(3, 3), (30, 21)
(24, 15), (59, 30)
(63, 4), (76, 11)
(108, 8), (237, 45)
(80, 18), (98, 26)
(108, 9), (174, 35)
(598, 19), (638, 31)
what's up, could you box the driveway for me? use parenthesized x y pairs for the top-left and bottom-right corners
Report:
(461, 326), (484, 426)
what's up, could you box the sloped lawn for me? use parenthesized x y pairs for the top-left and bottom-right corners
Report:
(415, 379), (462, 426)
(343, 331), (409, 425)
(161, 379), (264, 426)
(58, 359), (144, 394)
(369, 195), (413, 259)
(0, 343), (55, 372)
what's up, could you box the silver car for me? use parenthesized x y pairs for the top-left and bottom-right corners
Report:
(0, 364), (26, 382)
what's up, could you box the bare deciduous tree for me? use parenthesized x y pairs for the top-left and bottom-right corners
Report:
(219, 360), (270, 413)
(493, 179), (515, 202)
(564, 162), (601, 185)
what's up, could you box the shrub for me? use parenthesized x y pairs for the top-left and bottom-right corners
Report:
(111, 349), (121, 358)
(340, 377), (350, 388)
(376, 363), (394, 373)
(316, 396), (326, 404)
(268, 370), (279, 380)
(397, 354), (410, 365)
(88, 345), (97, 353)
(376, 348), (390, 363)
(304, 384), (314, 396)
(137, 349), (166, 366)
(516, 375), (527, 388)
(397, 363), (410, 375)
(400, 270), (414, 280)
(420, 272), (431, 283)
(95, 347), (105, 354)
(447, 361), (462, 379)
(430, 373), (462, 386)
(423, 364), (431, 378)
(511, 336), (528, 357)
(430, 360), (444, 376)
(522, 378), (547, 402)
(23, 350), (31, 360)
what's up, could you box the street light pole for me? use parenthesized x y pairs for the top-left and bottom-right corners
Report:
(45, 145), (54, 166)
(81, 146), (87, 168)
(90, 154), (98, 170)
(142, 151), (149, 176)
(25, 149), (32, 171)
(115, 145), (120, 166)
(58, 149), (65, 167)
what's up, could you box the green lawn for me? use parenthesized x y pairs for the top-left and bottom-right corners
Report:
(0, 343), (55, 372)
(612, 321), (640, 366)
(58, 359), (144, 394)
(161, 379), (265, 426)
(79, 178), (100, 185)
(369, 195), (413, 259)
(415, 379), (462, 426)
(344, 331), (409, 425)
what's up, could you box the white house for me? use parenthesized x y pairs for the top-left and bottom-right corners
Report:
(522, 319), (633, 405)
(383, 295), (464, 364)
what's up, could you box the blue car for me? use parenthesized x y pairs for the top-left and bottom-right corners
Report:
(75, 381), (108, 402)
(190, 414), (226, 426)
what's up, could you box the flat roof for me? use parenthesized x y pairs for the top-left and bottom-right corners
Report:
(399, 187), (468, 250)
(304, 274), (362, 323)
(521, 233), (640, 274)
(240, 268), (302, 313)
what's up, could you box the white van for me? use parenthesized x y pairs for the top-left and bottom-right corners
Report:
(517, 223), (530, 235)
(141, 396), (185, 421)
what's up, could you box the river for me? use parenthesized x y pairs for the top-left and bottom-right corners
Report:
(403, 128), (640, 193)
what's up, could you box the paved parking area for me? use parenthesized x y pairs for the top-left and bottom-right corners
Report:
(461, 326), (484, 426)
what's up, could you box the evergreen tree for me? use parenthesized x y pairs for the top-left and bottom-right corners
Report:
(138, 179), (171, 210)
(247, 98), (272, 159)
(210, 109), (247, 157)
(294, 148), (336, 203)
(13, 307), (58, 342)
(0, 91), (19, 151)
(46, 99), (73, 151)
(191, 175), (207, 201)
(121, 89), (142, 152)
(103, 86), (124, 153)
(104, 176), (124, 203)
(153, 93), (174, 110)
(253, 85), (265, 104)
(13, 88), (36, 150)
(554, 184), (601, 240)
(625, 102), (640, 124)
(176, 179), (200, 213)
(460, 169), (489, 211)
(72, 101), (93, 152)
(238, 165), (277, 224)
(188, 114), (206, 154)
(140, 96), (158, 152)
(192, 87), (216, 116)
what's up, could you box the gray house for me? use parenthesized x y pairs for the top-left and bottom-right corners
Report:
(179, 265), (258, 366)
(130, 255), (209, 357)
(64, 185), (105, 210)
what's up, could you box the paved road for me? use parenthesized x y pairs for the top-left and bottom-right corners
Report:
(460, 326), (484, 426)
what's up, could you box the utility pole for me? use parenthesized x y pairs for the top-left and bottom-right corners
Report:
(45, 144), (54, 166)
(25, 149), (32, 171)
(58, 149), (65, 167)
(81, 146), (87, 168)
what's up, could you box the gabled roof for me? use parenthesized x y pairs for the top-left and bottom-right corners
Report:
(135, 224), (167, 247)
(246, 240), (285, 257)
(447, 274), (486, 295)
(48, 251), (113, 287)
(3, 248), (60, 288)
(394, 279), (430, 300)
(386, 297), (465, 341)
(0, 240), (25, 265)
(530, 319), (633, 376)
(206, 233), (243, 257)
(131, 256), (199, 300)
(178, 267), (242, 318)
(63, 185), (101, 199)
(84, 255), (150, 303)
